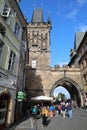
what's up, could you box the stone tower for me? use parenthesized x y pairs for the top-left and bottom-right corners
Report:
(25, 9), (82, 106)
(25, 8), (52, 97)
(27, 8), (52, 69)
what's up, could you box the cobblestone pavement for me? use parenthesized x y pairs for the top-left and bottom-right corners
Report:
(7, 108), (87, 130)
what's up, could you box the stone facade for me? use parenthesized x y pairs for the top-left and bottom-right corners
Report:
(25, 8), (83, 107)
(76, 31), (87, 106)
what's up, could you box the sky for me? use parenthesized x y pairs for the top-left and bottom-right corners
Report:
(53, 87), (70, 98)
(19, 0), (87, 97)
(19, 0), (87, 67)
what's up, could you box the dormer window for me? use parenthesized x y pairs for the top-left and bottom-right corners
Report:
(1, 4), (10, 18)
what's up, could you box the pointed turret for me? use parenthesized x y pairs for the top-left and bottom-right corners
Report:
(47, 11), (51, 24)
(31, 8), (44, 23)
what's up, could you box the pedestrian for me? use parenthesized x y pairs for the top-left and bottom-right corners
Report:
(32, 105), (38, 120)
(58, 104), (61, 115)
(55, 106), (58, 116)
(67, 100), (72, 119)
(61, 101), (66, 119)
(41, 106), (49, 127)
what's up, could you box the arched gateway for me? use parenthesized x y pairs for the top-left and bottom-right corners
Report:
(0, 89), (11, 127)
(50, 76), (81, 107)
(25, 8), (83, 107)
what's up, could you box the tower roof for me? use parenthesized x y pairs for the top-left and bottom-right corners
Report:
(31, 8), (44, 23)
(74, 32), (85, 50)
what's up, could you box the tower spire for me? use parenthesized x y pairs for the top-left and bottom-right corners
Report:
(31, 8), (44, 23)
(47, 11), (51, 24)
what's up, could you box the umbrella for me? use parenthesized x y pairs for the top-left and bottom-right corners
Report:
(31, 95), (53, 101)
(31, 95), (53, 106)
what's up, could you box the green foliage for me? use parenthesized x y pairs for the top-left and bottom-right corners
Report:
(55, 92), (66, 102)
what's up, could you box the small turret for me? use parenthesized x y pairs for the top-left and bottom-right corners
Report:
(31, 8), (44, 23)
(47, 11), (51, 24)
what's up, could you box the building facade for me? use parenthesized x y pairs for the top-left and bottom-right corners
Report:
(25, 8), (52, 97)
(69, 32), (87, 107)
(0, 0), (27, 127)
(25, 8), (83, 107)
(75, 32), (87, 107)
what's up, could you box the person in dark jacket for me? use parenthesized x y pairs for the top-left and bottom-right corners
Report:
(61, 102), (66, 119)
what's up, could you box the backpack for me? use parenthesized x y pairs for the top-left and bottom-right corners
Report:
(32, 107), (37, 114)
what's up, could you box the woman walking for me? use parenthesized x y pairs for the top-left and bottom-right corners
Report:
(41, 106), (49, 127)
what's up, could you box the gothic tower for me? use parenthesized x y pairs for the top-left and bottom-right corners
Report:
(25, 8), (82, 106)
(25, 8), (52, 97)
(27, 8), (52, 69)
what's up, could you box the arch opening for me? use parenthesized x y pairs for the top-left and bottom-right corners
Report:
(53, 86), (70, 99)
(0, 93), (11, 127)
(50, 77), (81, 107)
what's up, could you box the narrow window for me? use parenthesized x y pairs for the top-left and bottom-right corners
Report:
(8, 51), (16, 72)
(32, 60), (36, 69)
(0, 41), (4, 62)
(14, 22), (20, 37)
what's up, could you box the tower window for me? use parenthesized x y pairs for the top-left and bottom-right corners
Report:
(41, 42), (46, 50)
(32, 34), (38, 46)
(32, 60), (36, 68)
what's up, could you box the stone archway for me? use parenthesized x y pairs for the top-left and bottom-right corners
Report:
(50, 77), (81, 107)
(0, 90), (11, 127)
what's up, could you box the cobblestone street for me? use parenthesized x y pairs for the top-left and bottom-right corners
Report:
(6, 108), (87, 130)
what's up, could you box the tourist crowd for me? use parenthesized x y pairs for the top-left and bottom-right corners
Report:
(31, 99), (73, 127)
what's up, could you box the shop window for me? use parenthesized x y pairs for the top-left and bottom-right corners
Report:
(1, 3), (10, 18)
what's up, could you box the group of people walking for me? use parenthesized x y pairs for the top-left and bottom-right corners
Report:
(31, 99), (73, 127)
